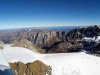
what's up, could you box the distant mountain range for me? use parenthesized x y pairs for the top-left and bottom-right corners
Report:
(0, 25), (100, 54)
(0, 26), (79, 32)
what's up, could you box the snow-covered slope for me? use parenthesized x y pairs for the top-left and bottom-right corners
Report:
(2, 45), (42, 63)
(0, 49), (9, 67)
(83, 36), (100, 43)
(2, 45), (100, 75)
(0, 47), (11, 72)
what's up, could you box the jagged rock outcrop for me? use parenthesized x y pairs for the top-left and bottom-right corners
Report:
(9, 60), (52, 75)
(48, 42), (83, 53)
(66, 25), (100, 40)
(0, 30), (64, 48)
(81, 36), (100, 54)
(64, 25), (100, 54)
(85, 43), (100, 54)
(0, 29), (66, 53)
(0, 25), (100, 53)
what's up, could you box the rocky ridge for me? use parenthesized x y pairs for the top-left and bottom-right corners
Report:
(0, 25), (100, 53)
(9, 60), (52, 75)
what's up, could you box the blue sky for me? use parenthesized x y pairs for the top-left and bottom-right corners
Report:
(0, 0), (100, 29)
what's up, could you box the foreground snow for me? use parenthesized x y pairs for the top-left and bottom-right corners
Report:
(0, 49), (9, 67)
(2, 45), (100, 75)
(0, 48), (10, 71)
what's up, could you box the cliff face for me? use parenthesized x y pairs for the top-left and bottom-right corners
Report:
(0, 31), (63, 48)
(9, 60), (52, 75)
(0, 25), (100, 53)
(66, 25), (100, 39)
(0, 29), (68, 53)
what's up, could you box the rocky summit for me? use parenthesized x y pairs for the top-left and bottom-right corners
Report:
(9, 60), (52, 75)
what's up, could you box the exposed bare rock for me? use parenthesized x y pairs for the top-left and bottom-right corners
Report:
(48, 42), (83, 53)
(9, 60), (52, 75)
(0, 30), (64, 53)
(66, 25), (100, 40)
(34, 31), (62, 48)
(0, 25), (100, 53)
(0, 41), (4, 49)
(10, 61), (27, 75)
(11, 39), (45, 53)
